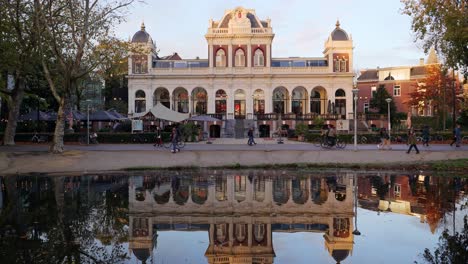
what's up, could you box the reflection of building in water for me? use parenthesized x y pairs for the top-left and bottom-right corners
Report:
(128, 171), (356, 263)
(357, 174), (464, 234)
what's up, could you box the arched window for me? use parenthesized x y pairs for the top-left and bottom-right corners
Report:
(273, 87), (289, 114)
(153, 88), (170, 109)
(235, 49), (245, 67)
(334, 89), (346, 116)
(253, 89), (265, 115)
(215, 89), (227, 114)
(173, 88), (189, 113)
(292, 87), (307, 115)
(135, 90), (146, 113)
(192, 87), (207, 114)
(216, 49), (226, 67)
(234, 89), (246, 119)
(254, 49), (264, 66)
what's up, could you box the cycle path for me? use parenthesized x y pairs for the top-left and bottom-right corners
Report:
(1, 140), (467, 174)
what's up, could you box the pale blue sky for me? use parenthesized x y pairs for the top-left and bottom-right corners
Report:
(116, 0), (427, 71)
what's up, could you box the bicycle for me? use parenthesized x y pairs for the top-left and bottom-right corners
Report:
(164, 139), (186, 149)
(79, 134), (98, 145)
(31, 133), (48, 143)
(462, 136), (468, 145)
(131, 133), (149, 144)
(320, 137), (346, 149)
(351, 135), (367, 144)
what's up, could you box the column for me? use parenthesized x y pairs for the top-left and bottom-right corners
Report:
(246, 90), (253, 119)
(266, 44), (271, 67)
(248, 224), (253, 247)
(209, 224), (214, 245)
(208, 86), (216, 114)
(228, 45), (233, 68)
(188, 95), (193, 115)
(227, 176), (234, 204)
(267, 224), (272, 246)
(128, 88), (134, 115)
(227, 88), (234, 119)
(346, 85), (354, 120)
(209, 44), (214, 68)
(247, 45), (252, 67)
(229, 222), (234, 247)
(264, 86), (272, 113)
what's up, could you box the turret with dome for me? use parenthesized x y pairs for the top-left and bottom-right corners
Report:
(131, 22), (152, 44)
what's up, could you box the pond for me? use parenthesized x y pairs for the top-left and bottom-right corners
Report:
(0, 170), (466, 264)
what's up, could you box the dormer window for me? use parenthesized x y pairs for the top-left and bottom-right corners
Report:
(254, 49), (264, 67)
(216, 49), (226, 67)
(235, 49), (245, 67)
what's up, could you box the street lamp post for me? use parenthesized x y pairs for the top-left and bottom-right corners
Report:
(352, 173), (361, 236)
(36, 97), (45, 132)
(352, 88), (359, 151)
(86, 99), (91, 145)
(385, 98), (392, 140)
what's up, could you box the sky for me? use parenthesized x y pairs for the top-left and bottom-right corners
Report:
(115, 0), (428, 71)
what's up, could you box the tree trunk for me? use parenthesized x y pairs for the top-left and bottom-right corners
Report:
(2, 78), (25, 146)
(49, 97), (66, 153)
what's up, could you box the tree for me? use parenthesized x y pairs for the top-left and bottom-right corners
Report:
(0, 0), (41, 145)
(401, 0), (468, 78)
(370, 86), (397, 123)
(35, 0), (136, 153)
(406, 64), (461, 127)
(416, 216), (468, 264)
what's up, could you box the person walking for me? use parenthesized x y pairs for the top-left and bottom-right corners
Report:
(154, 126), (163, 147)
(406, 129), (419, 154)
(247, 127), (257, 146)
(378, 128), (391, 150)
(327, 124), (336, 147)
(450, 123), (461, 147)
(422, 125), (430, 147)
(170, 127), (179, 153)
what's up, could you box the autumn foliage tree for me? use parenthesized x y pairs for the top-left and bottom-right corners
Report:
(406, 65), (460, 122)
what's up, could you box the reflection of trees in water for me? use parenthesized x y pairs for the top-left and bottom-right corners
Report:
(416, 216), (467, 264)
(371, 176), (389, 200)
(0, 175), (129, 263)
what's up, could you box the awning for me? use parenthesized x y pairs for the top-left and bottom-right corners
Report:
(132, 103), (189, 122)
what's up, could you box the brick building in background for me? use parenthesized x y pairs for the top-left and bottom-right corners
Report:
(356, 49), (440, 117)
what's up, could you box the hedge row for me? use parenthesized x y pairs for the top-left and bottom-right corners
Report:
(2, 132), (172, 144)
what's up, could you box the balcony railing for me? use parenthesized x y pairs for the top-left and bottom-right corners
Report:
(348, 113), (387, 120)
(207, 28), (273, 35)
(255, 113), (343, 121)
(149, 66), (330, 75)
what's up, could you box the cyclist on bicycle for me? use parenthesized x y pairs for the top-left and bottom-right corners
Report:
(327, 124), (337, 147)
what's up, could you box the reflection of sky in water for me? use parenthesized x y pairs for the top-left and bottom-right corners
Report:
(1, 172), (466, 263)
(132, 207), (462, 264)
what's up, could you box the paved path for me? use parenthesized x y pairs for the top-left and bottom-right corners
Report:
(0, 139), (467, 174)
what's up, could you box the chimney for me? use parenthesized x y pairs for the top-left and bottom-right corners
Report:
(419, 58), (424, 65)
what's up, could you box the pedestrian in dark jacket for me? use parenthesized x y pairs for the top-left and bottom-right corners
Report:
(450, 124), (461, 147)
(406, 129), (420, 154)
(247, 127), (257, 146)
(422, 125), (430, 147)
(171, 127), (179, 153)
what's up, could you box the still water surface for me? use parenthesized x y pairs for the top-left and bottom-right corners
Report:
(0, 170), (466, 264)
